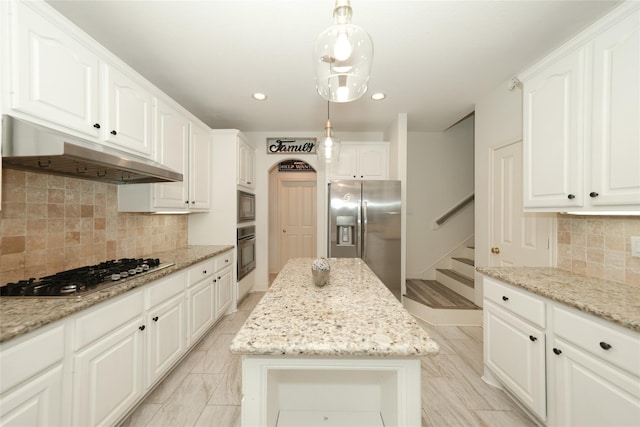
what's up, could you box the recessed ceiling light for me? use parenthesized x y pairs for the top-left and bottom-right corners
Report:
(252, 93), (267, 101)
(371, 92), (386, 101)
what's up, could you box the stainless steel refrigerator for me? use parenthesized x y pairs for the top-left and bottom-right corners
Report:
(328, 180), (402, 300)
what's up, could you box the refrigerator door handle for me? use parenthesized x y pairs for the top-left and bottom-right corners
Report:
(356, 200), (362, 258)
(362, 200), (368, 260)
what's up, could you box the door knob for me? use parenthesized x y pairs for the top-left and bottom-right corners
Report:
(491, 247), (500, 254)
(282, 229), (286, 233)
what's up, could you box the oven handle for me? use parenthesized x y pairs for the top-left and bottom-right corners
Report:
(237, 237), (255, 245)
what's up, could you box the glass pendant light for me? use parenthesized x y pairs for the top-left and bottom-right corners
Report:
(313, 0), (373, 103)
(317, 101), (341, 164)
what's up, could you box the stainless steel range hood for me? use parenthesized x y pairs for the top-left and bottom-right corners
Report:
(1, 115), (183, 184)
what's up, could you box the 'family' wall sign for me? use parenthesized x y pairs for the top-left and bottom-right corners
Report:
(266, 138), (317, 155)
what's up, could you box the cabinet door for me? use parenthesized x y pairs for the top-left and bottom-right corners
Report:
(359, 145), (389, 180)
(153, 100), (189, 209)
(146, 294), (186, 387)
(11, 1), (100, 138)
(551, 338), (640, 427)
(331, 144), (359, 180)
(237, 139), (255, 189)
(72, 316), (145, 427)
(484, 301), (546, 420)
(590, 11), (640, 207)
(0, 365), (64, 427)
(522, 47), (587, 209)
(187, 278), (215, 345)
(215, 266), (233, 319)
(189, 123), (212, 210)
(104, 66), (153, 157)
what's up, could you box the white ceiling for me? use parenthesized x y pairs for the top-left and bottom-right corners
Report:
(47, 0), (621, 133)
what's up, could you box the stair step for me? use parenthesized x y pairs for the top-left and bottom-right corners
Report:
(452, 257), (474, 266)
(436, 269), (473, 288)
(405, 279), (479, 310)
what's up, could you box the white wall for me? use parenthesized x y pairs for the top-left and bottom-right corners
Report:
(406, 115), (475, 279)
(244, 130), (383, 291)
(473, 80), (523, 305)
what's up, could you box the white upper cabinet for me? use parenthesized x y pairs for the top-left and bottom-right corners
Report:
(237, 136), (256, 190)
(330, 142), (389, 181)
(103, 65), (153, 157)
(117, 101), (212, 213)
(590, 11), (640, 207)
(153, 99), (190, 209)
(521, 4), (640, 212)
(189, 121), (212, 210)
(9, 0), (100, 138)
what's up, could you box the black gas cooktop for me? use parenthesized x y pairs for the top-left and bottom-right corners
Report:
(0, 258), (173, 297)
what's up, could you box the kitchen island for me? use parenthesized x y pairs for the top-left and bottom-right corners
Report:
(230, 257), (439, 427)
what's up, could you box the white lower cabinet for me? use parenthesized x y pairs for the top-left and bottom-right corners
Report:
(483, 276), (640, 426)
(484, 300), (547, 420)
(0, 323), (68, 427)
(72, 290), (146, 427)
(0, 252), (234, 427)
(146, 273), (187, 388)
(549, 305), (640, 427)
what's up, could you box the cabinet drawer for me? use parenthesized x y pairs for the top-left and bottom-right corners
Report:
(215, 251), (233, 272)
(0, 323), (65, 393)
(552, 305), (640, 375)
(147, 271), (185, 308)
(74, 290), (144, 350)
(484, 277), (545, 327)
(187, 259), (215, 287)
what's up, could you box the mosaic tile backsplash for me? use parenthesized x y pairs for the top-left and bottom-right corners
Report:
(557, 215), (640, 287)
(0, 169), (188, 285)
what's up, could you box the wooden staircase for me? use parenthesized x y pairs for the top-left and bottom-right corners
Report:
(404, 244), (482, 326)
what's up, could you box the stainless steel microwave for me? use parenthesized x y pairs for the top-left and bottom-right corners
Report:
(238, 190), (256, 223)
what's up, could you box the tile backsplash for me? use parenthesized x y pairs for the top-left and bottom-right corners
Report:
(0, 169), (188, 284)
(557, 215), (640, 287)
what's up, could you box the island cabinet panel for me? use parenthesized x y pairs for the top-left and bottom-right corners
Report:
(230, 258), (438, 427)
(242, 357), (421, 427)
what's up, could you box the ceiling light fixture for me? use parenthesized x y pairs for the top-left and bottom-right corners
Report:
(371, 92), (386, 101)
(313, 0), (373, 103)
(252, 93), (267, 101)
(317, 101), (341, 164)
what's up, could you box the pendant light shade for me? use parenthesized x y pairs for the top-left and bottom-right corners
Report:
(313, 0), (373, 103)
(317, 102), (341, 164)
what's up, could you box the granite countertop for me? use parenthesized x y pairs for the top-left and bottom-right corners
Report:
(477, 267), (640, 332)
(0, 245), (234, 344)
(230, 257), (440, 357)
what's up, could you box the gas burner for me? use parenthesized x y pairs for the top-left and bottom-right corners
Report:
(0, 258), (172, 297)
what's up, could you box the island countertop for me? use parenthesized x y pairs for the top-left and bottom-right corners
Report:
(477, 267), (640, 332)
(0, 245), (234, 343)
(230, 258), (439, 357)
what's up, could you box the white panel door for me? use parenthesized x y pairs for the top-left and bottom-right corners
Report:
(146, 294), (186, 387)
(491, 141), (552, 266)
(279, 179), (317, 269)
(590, 10), (640, 206)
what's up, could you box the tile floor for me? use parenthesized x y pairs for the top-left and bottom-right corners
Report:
(120, 292), (536, 426)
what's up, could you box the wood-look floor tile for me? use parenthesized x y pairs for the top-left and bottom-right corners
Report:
(422, 376), (483, 426)
(474, 409), (537, 427)
(194, 404), (241, 427)
(459, 325), (484, 342)
(118, 403), (161, 427)
(146, 373), (224, 426)
(208, 368), (242, 405)
(143, 350), (206, 404)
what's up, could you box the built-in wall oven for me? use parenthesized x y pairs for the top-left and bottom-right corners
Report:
(237, 225), (256, 280)
(238, 190), (256, 223)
